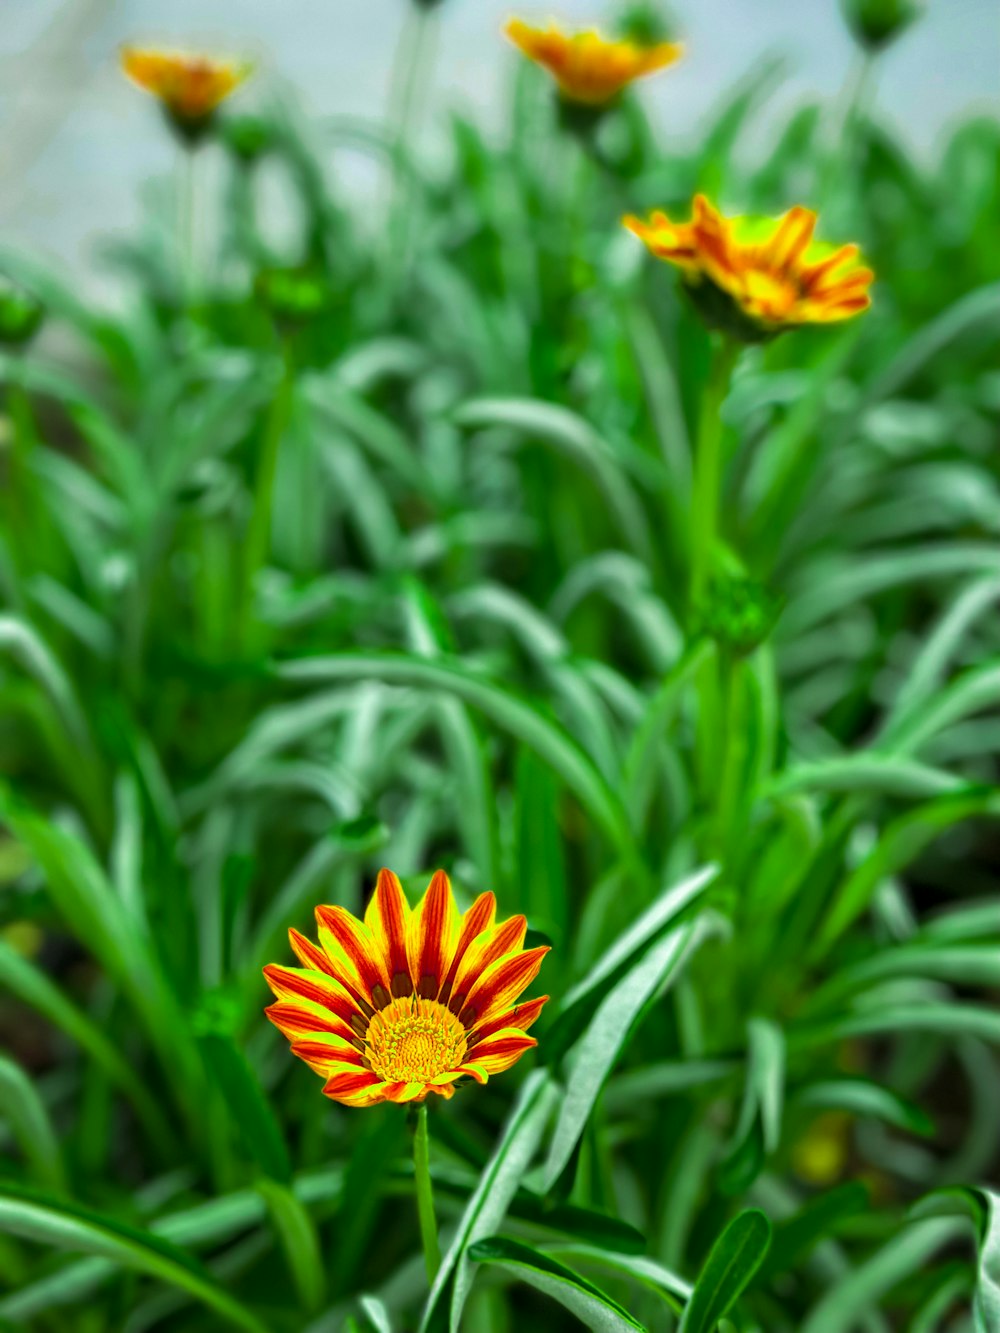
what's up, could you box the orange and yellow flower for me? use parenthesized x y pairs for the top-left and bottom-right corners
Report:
(264, 869), (549, 1107)
(624, 194), (873, 338)
(121, 47), (251, 126)
(505, 19), (683, 106)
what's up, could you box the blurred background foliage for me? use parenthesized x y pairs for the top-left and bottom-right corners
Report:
(0, 0), (999, 1330)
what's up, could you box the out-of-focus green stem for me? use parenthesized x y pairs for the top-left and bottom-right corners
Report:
(690, 337), (739, 609)
(242, 343), (294, 649)
(412, 1104), (441, 1286)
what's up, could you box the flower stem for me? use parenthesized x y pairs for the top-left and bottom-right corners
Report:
(412, 1104), (441, 1285)
(689, 336), (740, 611)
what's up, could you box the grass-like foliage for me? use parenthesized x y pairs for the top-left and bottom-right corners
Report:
(0, 3), (998, 1330)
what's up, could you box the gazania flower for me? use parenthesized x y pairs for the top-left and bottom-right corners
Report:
(505, 19), (682, 106)
(264, 869), (549, 1107)
(121, 47), (251, 136)
(624, 195), (873, 340)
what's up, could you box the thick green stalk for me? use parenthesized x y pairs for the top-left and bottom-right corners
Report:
(412, 1104), (441, 1285)
(689, 337), (740, 609)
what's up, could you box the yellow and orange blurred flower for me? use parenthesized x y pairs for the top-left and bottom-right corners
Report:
(121, 47), (252, 129)
(624, 194), (873, 338)
(505, 19), (682, 106)
(264, 869), (549, 1107)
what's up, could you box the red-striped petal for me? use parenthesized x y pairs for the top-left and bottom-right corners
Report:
(409, 870), (456, 999)
(364, 868), (413, 998)
(458, 946), (549, 1028)
(438, 891), (496, 1005)
(315, 905), (387, 1004)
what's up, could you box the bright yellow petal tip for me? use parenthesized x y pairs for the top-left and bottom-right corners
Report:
(264, 869), (549, 1107)
(624, 194), (873, 337)
(120, 46), (252, 124)
(504, 18), (682, 105)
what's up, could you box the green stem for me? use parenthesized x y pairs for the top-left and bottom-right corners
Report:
(242, 343), (294, 649)
(413, 1104), (441, 1285)
(689, 337), (740, 610)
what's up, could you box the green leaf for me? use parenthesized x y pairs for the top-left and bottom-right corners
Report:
(419, 1071), (559, 1333)
(255, 1178), (325, 1312)
(0, 1185), (269, 1333)
(678, 1208), (771, 1333)
(452, 396), (656, 563)
(719, 1018), (785, 1195)
(197, 1033), (292, 1184)
(0, 937), (169, 1150)
(0, 1054), (65, 1192)
(548, 864), (718, 1058)
(279, 653), (640, 863)
(544, 914), (721, 1191)
(793, 1078), (935, 1137)
(757, 1182), (869, 1282)
(467, 1236), (645, 1332)
(799, 1216), (965, 1333)
(912, 1188), (1000, 1333)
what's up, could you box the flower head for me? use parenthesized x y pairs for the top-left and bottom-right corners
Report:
(505, 19), (682, 106)
(264, 869), (549, 1107)
(121, 46), (251, 137)
(624, 195), (873, 340)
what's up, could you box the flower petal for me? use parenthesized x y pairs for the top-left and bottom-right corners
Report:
(364, 868), (413, 998)
(315, 905), (387, 1006)
(291, 1036), (368, 1077)
(263, 963), (369, 1031)
(438, 891), (496, 1005)
(448, 913), (528, 1011)
(457, 946), (550, 1028)
(322, 1069), (384, 1107)
(466, 1030), (538, 1074)
(469, 994), (549, 1044)
(409, 870), (457, 999)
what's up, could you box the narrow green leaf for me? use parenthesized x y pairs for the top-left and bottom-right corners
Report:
(678, 1208), (771, 1333)
(0, 1054), (65, 1192)
(279, 654), (639, 863)
(468, 1236), (644, 1332)
(255, 1178), (325, 1312)
(419, 1071), (558, 1333)
(544, 914), (720, 1191)
(0, 1186), (269, 1333)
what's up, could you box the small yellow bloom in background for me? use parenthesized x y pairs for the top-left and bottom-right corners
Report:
(264, 869), (549, 1107)
(505, 19), (682, 106)
(121, 46), (252, 136)
(624, 194), (874, 340)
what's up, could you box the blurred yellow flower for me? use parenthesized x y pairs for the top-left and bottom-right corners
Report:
(624, 194), (873, 338)
(264, 869), (549, 1107)
(121, 47), (252, 128)
(505, 19), (682, 106)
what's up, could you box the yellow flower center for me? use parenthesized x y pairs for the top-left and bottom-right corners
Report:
(366, 997), (468, 1084)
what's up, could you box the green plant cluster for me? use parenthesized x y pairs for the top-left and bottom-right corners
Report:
(0, 3), (998, 1331)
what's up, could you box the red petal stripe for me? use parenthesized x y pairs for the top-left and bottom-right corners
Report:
(366, 868), (413, 997)
(411, 870), (455, 999)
